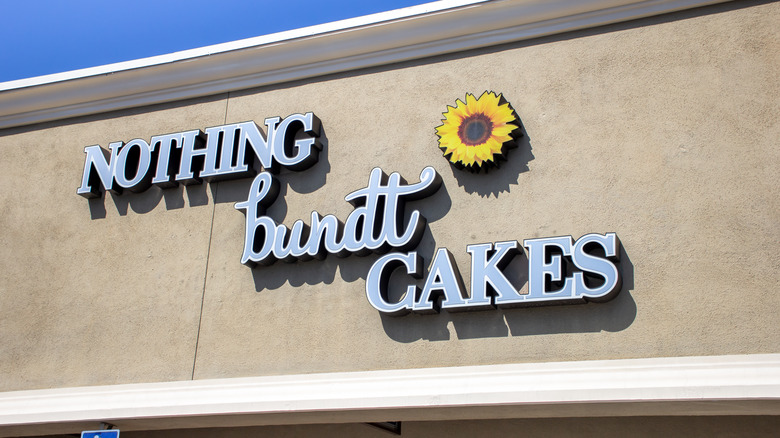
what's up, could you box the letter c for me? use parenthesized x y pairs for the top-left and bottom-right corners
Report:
(365, 252), (422, 315)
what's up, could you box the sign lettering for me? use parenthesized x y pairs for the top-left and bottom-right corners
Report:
(78, 112), (622, 315)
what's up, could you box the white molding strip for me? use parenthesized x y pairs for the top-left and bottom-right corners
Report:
(0, 0), (733, 130)
(0, 354), (778, 436)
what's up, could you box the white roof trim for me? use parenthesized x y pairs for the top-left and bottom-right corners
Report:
(0, 354), (778, 436)
(0, 0), (732, 129)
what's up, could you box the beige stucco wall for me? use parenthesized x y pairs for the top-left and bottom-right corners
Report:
(0, 1), (778, 392)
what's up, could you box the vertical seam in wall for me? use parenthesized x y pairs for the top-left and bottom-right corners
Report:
(191, 93), (231, 380)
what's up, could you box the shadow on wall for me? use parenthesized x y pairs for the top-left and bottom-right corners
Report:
(88, 183), (212, 219)
(379, 244), (636, 342)
(448, 118), (534, 198)
(87, 164), (214, 219)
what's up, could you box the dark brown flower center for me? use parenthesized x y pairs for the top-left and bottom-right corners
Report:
(457, 113), (493, 146)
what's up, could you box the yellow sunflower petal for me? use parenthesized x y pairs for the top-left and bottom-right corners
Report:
(455, 98), (472, 119)
(476, 144), (492, 161)
(491, 124), (516, 140)
(441, 106), (458, 122)
(437, 123), (459, 135)
(493, 104), (515, 124)
(478, 91), (500, 118)
(481, 137), (499, 155)
(465, 93), (479, 114)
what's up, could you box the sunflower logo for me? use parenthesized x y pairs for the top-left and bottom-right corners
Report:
(435, 91), (521, 172)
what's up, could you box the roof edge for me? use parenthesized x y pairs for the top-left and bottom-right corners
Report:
(1, 354), (778, 436)
(0, 0), (732, 130)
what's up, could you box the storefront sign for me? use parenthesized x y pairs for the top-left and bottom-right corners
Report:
(78, 108), (622, 315)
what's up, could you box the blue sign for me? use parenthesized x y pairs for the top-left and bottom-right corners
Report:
(81, 431), (119, 438)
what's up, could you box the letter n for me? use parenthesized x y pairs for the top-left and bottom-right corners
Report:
(77, 143), (121, 198)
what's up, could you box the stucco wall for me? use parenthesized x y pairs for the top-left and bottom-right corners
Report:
(0, 1), (777, 392)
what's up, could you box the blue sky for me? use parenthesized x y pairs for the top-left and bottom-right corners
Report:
(0, 0), (428, 83)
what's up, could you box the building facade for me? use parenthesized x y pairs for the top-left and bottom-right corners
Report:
(0, 0), (778, 436)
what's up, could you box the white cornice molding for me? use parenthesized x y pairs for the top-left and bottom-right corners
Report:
(0, 0), (732, 130)
(1, 354), (779, 436)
